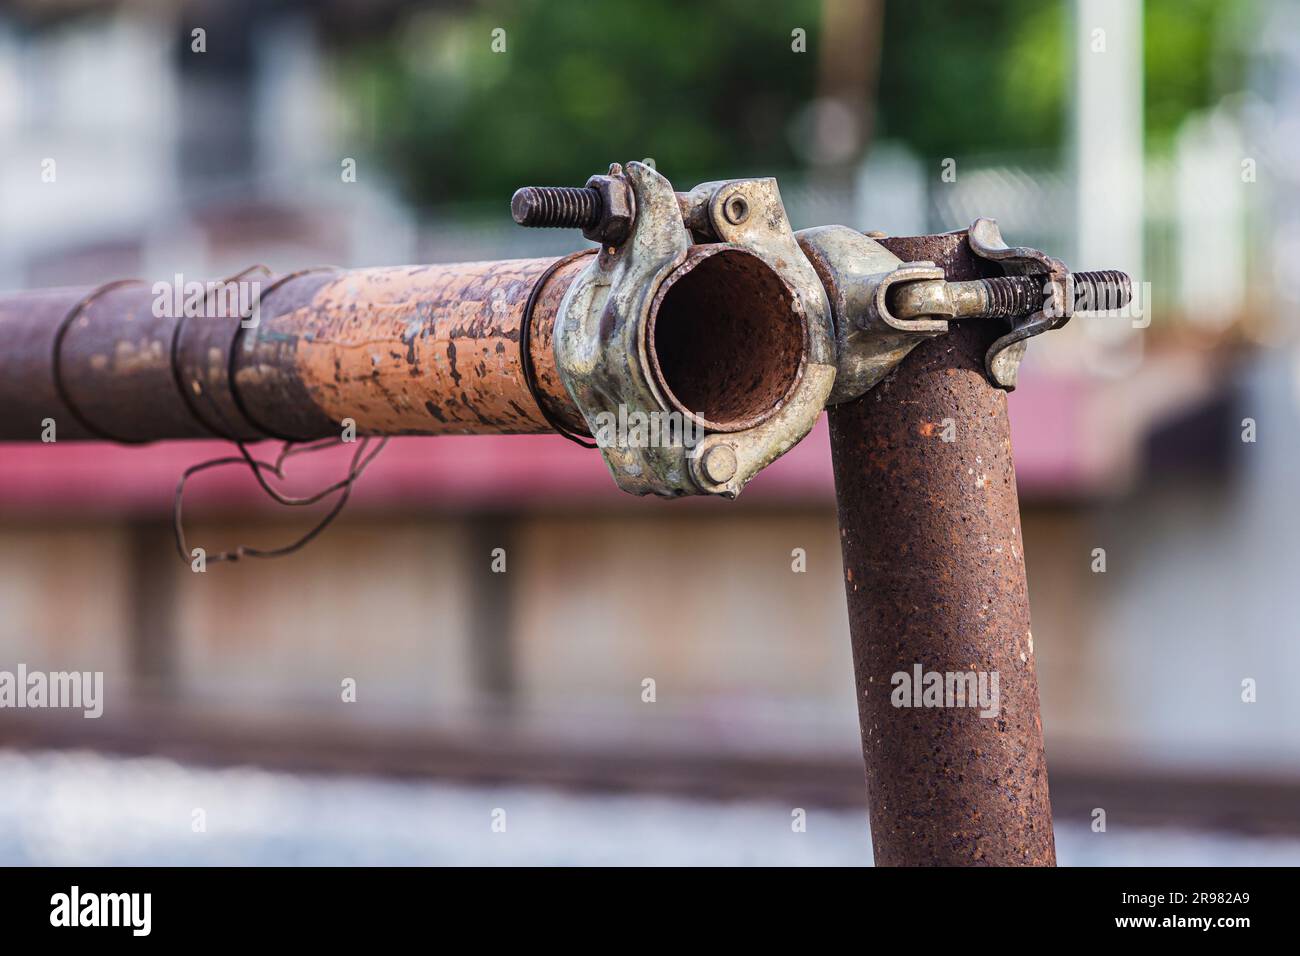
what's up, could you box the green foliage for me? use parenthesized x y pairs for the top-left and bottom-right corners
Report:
(338, 0), (821, 205)
(876, 0), (1066, 160)
(1144, 0), (1252, 150)
(871, 0), (1250, 162)
(340, 0), (1254, 205)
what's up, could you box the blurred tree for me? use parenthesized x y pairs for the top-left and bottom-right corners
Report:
(876, 0), (1067, 160)
(340, 0), (1253, 206)
(1143, 0), (1254, 151)
(338, 0), (822, 205)
(875, 0), (1252, 161)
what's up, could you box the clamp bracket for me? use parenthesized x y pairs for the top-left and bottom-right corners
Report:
(552, 163), (836, 498)
(968, 217), (1074, 390)
(796, 226), (949, 404)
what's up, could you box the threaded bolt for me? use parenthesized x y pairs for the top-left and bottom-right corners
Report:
(889, 269), (1133, 323)
(511, 186), (602, 230)
(973, 270), (1132, 318)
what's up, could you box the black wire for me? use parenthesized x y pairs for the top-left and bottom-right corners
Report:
(224, 266), (338, 443)
(170, 264), (389, 566)
(172, 435), (389, 565)
(169, 264), (273, 440)
(519, 248), (600, 449)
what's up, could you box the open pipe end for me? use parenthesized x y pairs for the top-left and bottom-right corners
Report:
(646, 246), (806, 433)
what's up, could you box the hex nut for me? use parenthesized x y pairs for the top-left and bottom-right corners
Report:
(584, 174), (636, 246)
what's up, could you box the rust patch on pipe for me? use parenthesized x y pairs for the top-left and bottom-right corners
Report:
(646, 246), (805, 432)
(827, 230), (1056, 866)
(0, 244), (810, 447)
(244, 257), (588, 437)
(0, 255), (590, 443)
(227, 271), (345, 440)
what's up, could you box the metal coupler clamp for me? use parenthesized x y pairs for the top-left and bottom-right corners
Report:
(801, 219), (1133, 399)
(795, 226), (950, 403)
(512, 162), (836, 498)
(512, 166), (1134, 494)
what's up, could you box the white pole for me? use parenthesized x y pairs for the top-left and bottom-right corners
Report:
(1072, 0), (1145, 375)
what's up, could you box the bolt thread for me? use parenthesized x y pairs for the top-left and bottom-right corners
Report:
(979, 275), (1031, 318)
(511, 186), (601, 229)
(1072, 270), (1132, 311)
(976, 270), (1132, 318)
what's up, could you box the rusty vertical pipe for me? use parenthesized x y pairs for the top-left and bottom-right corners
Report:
(827, 230), (1056, 866)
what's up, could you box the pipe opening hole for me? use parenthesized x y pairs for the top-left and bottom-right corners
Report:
(648, 248), (805, 432)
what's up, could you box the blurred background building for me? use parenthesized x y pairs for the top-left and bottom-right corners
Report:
(1, 0), (1299, 864)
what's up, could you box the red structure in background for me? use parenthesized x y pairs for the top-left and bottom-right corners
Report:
(0, 372), (1098, 518)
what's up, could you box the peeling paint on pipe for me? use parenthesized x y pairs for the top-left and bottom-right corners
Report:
(0, 256), (589, 443)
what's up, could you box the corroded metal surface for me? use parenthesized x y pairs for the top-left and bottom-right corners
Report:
(966, 217), (1070, 390)
(0, 284), (222, 443)
(797, 225), (948, 404)
(241, 257), (587, 438)
(827, 230), (1056, 866)
(552, 164), (835, 498)
(0, 257), (587, 443)
(646, 245), (804, 433)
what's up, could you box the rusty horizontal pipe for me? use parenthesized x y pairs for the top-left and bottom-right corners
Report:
(827, 230), (1056, 866)
(0, 256), (590, 443)
(0, 244), (816, 446)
